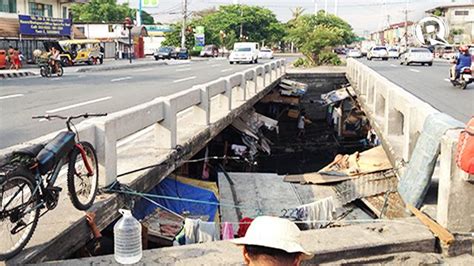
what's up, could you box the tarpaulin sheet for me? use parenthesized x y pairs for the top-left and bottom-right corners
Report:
(321, 86), (356, 105)
(398, 113), (464, 208)
(134, 177), (219, 221)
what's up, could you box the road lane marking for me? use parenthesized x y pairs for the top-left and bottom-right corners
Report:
(176, 64), (191, 68)
(221, 68), (233, 72)
(409, 68), (420, 73)
(51, 77), (62, 81)
(173, 76), (196, 83)
(211, 64), (222, 67)
(46, 96), (112, 113)
(176, 68), (192, 72)
(111, 76), (132, 82)
(0, 94), (24, 100)
(132, 68), (153, 72)
(390, 64), (397, 67)
(444, 78), (451, 82)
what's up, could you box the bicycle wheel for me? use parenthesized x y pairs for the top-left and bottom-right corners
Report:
(67, 142), (99, 210)
(0, 168), (40, 260)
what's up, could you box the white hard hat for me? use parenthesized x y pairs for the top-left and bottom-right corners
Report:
(231, 216), (313, 259)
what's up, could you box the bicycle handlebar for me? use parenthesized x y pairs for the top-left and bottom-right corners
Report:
(32, 113), (108, 121)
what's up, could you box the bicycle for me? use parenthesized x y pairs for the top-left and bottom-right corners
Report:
(0, 113), (106, 260)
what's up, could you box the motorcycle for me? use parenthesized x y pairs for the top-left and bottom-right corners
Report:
(39, 59), (64, 78)
(450, 67), (473, 90)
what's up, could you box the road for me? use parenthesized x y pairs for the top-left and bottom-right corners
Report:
(0, 58), (280, 148)
(357, 58), (473, 124)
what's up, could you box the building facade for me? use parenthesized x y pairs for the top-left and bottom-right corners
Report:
(426, 4), (474, 44)
(0, 0), (86, 61)
(369, 22), (415, 47)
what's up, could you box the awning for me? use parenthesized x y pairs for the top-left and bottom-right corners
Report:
(0, 17), (19, 38)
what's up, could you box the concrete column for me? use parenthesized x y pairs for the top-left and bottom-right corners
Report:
(223, 77), (233, 110)
(154, 98), (177, 149)
(240, 73), (247, 101)
(384, 89), (403, 136)
(95, 119), (118, 187)
(196, 85), (210, 126)
(437, 129), (474, 232)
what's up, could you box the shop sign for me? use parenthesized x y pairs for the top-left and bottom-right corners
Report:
(18, 15), (71, 36)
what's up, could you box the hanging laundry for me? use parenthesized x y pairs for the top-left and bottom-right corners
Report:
(221, 222), (235, 240)
(237, 217), (254, 237)
(231, 144), (247, 156)
(183, 218), (219, 244)
(296, 197), (336, 230)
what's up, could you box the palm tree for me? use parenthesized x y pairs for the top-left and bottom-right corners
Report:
(291, 7), (306, 20)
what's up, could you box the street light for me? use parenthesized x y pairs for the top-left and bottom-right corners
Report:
(123, 17), (133, 64)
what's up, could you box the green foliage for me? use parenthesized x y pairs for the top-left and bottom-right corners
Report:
(451, 28), (464, 35)
(161, 24), (195, 50)
(164, 5), (284, 50)
(292, 57), (310, 67)
(318, 51), (341, 65)
(287, 11), (355, 66)
(433, 9), (443, 17)
(71, 0), (154, 24)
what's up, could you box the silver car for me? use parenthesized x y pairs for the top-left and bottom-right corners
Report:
(367, 46), (388, 60)
(399, 48), (433, 66)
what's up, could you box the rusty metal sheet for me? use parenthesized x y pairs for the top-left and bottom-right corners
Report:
(333, 170), (398, 205)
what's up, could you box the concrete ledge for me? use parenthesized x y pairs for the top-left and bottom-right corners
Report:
(0, 70), (36, 79)
(75, 60), (189, 73)
(42, 219), (436, 265)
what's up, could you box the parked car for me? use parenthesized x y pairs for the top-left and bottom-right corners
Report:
(154, 46), (177, 60)
(367, 46), (388, 60)
(440, 45), (456, 60)
(346, 49), (362, 58)
(388, 47), (399, 59)
(399, 47), (433, 66)
(177, 48), (189, 60)
(200, 45), (219, 57)
(258, 48), (274, 59)
(334, 47), (347, 55)
(229, 42), (260, 64)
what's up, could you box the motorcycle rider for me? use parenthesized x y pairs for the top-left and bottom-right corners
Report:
(450, 45), (472, 80)
(49, 46), (60, 73)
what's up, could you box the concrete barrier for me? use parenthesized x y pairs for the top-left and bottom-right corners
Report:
(346, 58), (473, 232)
(0, 59), (286, 188)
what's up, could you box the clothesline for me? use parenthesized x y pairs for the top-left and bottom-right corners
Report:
(109, 187), (426, 229)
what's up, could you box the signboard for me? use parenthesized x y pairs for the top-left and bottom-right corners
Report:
(144, 25), (172, 33)
(194, 26), (205, 51)
(18, 15), (71, 36)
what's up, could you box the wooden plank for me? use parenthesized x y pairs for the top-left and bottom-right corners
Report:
(407, 204), (455, 245)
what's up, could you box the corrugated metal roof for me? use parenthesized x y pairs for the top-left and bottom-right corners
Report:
(333, 170), (398, 205)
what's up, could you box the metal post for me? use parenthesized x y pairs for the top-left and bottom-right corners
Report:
(129, 28), (132, 64)
(138, 0), (142, 26)
(324, 0), (328, 15)
(313, 0), (318, 15)
(335, 0), (338, 16)
(181, 0), (187, 49)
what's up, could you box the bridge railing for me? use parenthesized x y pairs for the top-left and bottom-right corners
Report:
(346, 58), (472, 232)
(0, 59), (286, 187)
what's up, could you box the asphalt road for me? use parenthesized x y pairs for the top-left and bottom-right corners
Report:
(0, 58), (282, 148)
(357, 58), (473, 124)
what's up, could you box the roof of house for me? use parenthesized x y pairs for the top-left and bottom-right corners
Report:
(426, 4), (474, 13)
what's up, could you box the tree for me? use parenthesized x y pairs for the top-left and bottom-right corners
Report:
(71, 0), (154, 24)
(162, 5), (285, 50)
(287, 11), (355, 65)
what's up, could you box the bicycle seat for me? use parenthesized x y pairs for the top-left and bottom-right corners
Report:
(13, 144), (45, 158)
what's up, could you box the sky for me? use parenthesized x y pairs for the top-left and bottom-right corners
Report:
(119, 0), (473, 35)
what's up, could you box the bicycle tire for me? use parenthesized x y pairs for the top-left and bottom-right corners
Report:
(67, 142), (99, 210)
(0, 168), (40, 261)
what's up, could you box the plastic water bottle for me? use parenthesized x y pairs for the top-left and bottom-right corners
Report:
(114, 209), (142, 264)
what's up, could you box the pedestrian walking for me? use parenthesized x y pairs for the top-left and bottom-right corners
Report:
(232, 216), (313, 266)
(297, 110), (306, 139)
(7, 46), (14, 69)
(10, 48), (20, 70)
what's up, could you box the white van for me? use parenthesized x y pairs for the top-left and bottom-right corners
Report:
(229, 42), (260, 64)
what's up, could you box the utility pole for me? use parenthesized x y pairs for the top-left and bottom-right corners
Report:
(335, 0), (338, 16)
(313, 0), (318, 15)
(240, 7), (243, 40)
(181, 0), (188, 49)
(402, 9), (413, 48)
(324, 0), (328, 15)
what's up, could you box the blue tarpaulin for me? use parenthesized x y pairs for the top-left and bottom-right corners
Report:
(398, 113), (464, 208)
(134, 177), (219, 221)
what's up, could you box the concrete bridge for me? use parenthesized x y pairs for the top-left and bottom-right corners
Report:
(2, 59), (286, 264)
(2, 57), (473, 264)
(346, 58), (473, 232)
